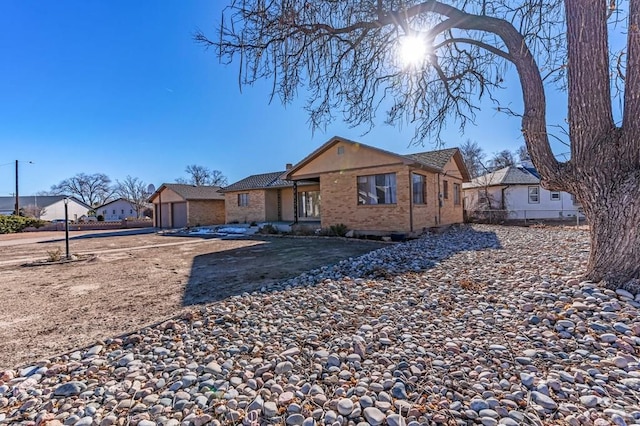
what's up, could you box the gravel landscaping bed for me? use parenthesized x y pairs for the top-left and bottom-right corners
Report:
(1, 225), (639, 426)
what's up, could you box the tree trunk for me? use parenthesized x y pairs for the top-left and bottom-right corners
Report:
(579, 171), (640, 293)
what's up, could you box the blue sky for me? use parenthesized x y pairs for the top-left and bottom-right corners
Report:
(0, 1), (569, 196)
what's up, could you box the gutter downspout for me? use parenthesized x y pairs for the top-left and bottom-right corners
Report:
(293, 182), (298, 224)
(437, 173), (442, 225)
(158, 192), (162, 229)
(409, 170), (413, 233)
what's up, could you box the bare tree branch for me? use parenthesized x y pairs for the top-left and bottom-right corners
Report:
(50, 173), (114, 207)
(115, 176), (151, 219)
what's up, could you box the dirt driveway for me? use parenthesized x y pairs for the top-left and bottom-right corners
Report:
(0, 230), (387, 370)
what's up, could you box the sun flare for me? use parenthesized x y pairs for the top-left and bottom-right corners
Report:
(399, 34), (428, 68)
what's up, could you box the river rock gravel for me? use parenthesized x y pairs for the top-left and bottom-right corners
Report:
(2, 225), (640, 426)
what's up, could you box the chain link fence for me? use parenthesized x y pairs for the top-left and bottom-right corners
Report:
(465, 209), (586, 226)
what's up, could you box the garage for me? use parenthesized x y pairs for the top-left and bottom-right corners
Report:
(149, 184), (226, 228)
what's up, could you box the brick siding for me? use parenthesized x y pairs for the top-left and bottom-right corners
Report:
(224, 190), (267, 223)
(187, 200), (226, 226)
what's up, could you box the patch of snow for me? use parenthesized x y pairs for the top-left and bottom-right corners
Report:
(188, 228), (217, 235)
(216, 227), (248, 234)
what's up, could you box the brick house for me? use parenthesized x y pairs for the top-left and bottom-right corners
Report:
(221, 169), (319, 224)
(148, 184), (225, 228)
(283, 136), (470, 235)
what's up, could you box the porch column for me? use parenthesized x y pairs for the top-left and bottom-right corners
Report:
(293, 182), (298, 224)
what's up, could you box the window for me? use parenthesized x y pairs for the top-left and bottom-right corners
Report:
(102, 210), (106, 215)
(299, 191), (321, 218)
(121, 209), (125, 214)
(412, 174), (426, 204)
(130, 209), (133, 214)
(550, 192), (561, 201)
(357, 173), (397, 205)
(443, 180), (449, 199)
(453, 183), (461, 205)
(337, 146), (345, 155)
(528, 186), (540, 203)
(112, 209), (116, 214)
(238, 193), (249, 207)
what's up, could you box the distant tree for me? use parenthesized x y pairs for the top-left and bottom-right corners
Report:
(50, 173), (114, 207)
(459, 140), (486, 179)
(177, 165), (228, 186)
(22, 205), (46, 220)
(516, 145), (531, 162)
(488, 150), (516, 171)
(115, 176), (151, 219)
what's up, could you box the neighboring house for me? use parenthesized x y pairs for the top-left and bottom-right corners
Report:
(148, 184), (225, 228)
(283, 136), (470, 234)
(221, 166), (319, 224)
(0, 196), (90, 222)
(97, 198), (145, 221)
(462, 162), (582, 220)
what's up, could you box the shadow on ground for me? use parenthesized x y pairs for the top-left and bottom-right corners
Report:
(182, 228), (501, 306)
(37, 228), (157, 243)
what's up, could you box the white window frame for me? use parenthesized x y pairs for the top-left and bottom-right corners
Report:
(357, 173), (397, 205)
(550, 191), (561, 201)
(528, 186), (540, 204)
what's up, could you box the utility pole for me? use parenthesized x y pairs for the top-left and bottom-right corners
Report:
(14, 160), (19, 216)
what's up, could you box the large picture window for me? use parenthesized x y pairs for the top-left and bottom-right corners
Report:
(299, 191), (320, 218)
(412, 174), (426, 204)
(357, 173), (397, 205)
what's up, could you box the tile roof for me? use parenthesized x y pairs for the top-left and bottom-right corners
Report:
(462, 165), (540, 189)
(404, 148), (460, 171)
(222, 171), (317, 192)
(161, 184), (225, 200)
(222, 171), (289, 192)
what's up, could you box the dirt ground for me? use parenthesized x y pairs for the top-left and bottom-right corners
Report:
(0, 230), (387, 370)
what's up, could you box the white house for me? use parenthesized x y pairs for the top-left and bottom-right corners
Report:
(463, 163), (582, 221)
(0, 196), (91, 222)
(97, 198), (143, 221)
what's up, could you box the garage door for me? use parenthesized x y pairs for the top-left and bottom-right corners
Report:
(171, 202), (188, 228)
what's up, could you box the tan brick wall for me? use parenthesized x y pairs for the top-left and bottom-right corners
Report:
(439, 157), (465, 225)
(411, 172), (439, 231)
(187, 200), (225, 226)
(439, 178), (464, 225)
(225, 190), (267, 223)
(318, 167), (463, 233)
(320, 165), (412, 233)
